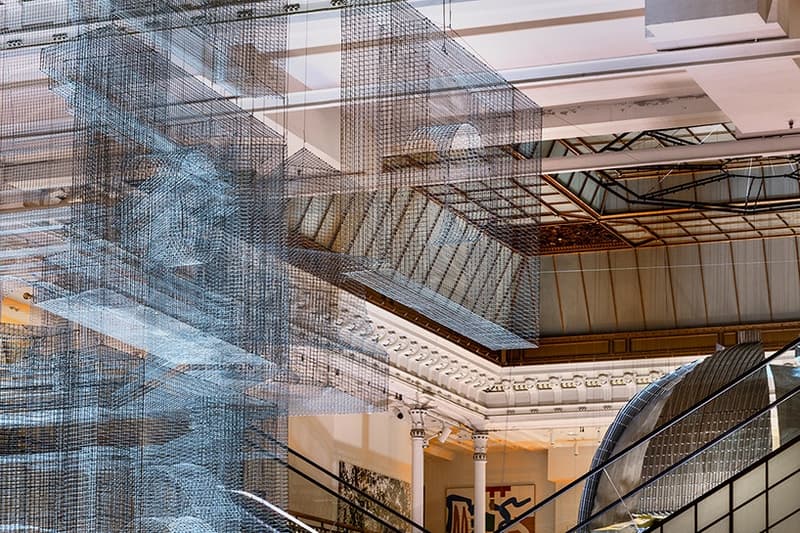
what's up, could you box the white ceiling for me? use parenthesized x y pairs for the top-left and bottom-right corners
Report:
(276, 0), (800, 139)
(3, 0), (800, 341)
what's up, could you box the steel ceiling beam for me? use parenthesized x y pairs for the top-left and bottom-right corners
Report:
(542, 133), (800, 175)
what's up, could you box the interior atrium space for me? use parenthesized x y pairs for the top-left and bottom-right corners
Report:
(1, 0), (800, 532)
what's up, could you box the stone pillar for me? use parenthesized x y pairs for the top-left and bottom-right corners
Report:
(472, 430), (489, 533)
(410, 408), (426, 531)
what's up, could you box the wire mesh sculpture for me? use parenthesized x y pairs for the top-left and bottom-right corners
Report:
(579, 343), (771, 529)
(338, 0), (542, 350)
(2, 1), (387, 531)
(0, 0), (541, 530)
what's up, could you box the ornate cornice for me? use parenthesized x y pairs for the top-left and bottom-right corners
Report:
(335, 301), (706, 432)
(329, 287), (799, 446)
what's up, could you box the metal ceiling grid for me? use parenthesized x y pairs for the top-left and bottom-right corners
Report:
(340, 0), (542, 350)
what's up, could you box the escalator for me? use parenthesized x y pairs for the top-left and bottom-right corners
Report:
(499, 337), (800, 533)
(246, 426), (429, 533)
(644, 434), (800, 533)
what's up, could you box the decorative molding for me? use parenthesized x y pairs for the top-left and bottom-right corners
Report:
(538, 222), (628, 254)
(335, 290), (799, 438)
(472, 431), (489, 461)
(341, 302), (702, 432)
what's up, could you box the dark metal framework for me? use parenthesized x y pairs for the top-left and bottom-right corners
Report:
(546, 124), (800, 215)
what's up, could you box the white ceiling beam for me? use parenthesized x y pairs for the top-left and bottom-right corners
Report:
(688, 57), (800, 136)
(508, 37), (800, 85)
(280, 35), (800, 98)
(256, 38), (800, 113)
(541, 94), (727, 140)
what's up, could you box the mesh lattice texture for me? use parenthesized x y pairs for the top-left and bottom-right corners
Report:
(1, 0), (542, 528)
(638, 343), (770, 512)
(338, 0), (542, 350)
(580, 343), (772, 529)
(2, 1), (389, 531)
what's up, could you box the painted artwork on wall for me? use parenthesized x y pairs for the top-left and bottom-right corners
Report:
(338, 462), (412, 532)
(446, 485), (536, 533)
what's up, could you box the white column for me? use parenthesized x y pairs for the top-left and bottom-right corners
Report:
(410, 408), (426, 531)
(473, 430), (489, 533)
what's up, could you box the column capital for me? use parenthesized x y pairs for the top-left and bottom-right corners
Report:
(410, 427), (425, 439)
(410, 407), (427, 430)
(410, 407), (427, 439)
(472, 430), (489, 461)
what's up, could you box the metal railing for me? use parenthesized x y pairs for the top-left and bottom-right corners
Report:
(247, 426), (429, 533)
(644, 433), (800, 533)
(499, 336), (800, 532)
(572, 381), (800, 531)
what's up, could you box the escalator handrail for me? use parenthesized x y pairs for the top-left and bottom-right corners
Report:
(569, 380), (800, 532)
(247, 427), (430, 533)
(229, 489), (319, 532)
(244, 435), (408, 533)
(641, 431), (800, 532)
(499, 336), (800, 532)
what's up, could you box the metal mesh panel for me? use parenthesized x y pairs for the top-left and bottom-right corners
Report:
(340, 0), (542, 350)
(286, 148), (389, 416)
(0, 39), (72, 282)
(39, 4), (292, 529)
(0, 324), (75, 530)
(2, 1), (389, 530)
(0, 0), (541, 527)
(581, 343), (772, 529)
(638, 342), (771, 512)
(578, 361), (699, 525)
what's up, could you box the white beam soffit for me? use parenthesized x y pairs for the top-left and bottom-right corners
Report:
(506, 38), (800, 85)
(252, 38), (800, 113)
